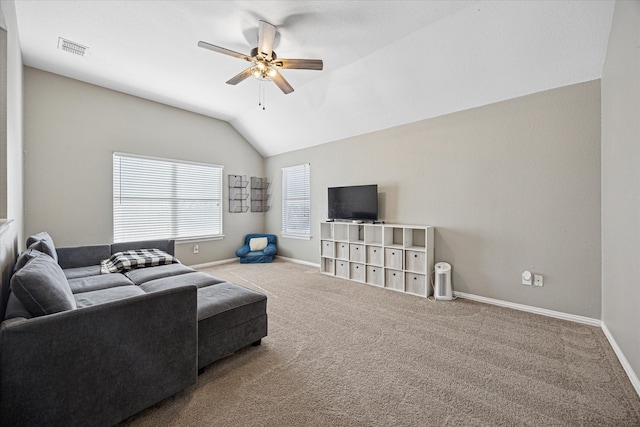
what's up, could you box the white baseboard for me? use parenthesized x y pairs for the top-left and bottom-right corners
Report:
(188, 258), (237, 269)
(275, 255), (320, 268)
(601, 322), (640, 397)
(453, 291), (601, 327)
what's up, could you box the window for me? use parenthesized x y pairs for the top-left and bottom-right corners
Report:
(113, 153), (223, 242)
(282, 163), (311, 238)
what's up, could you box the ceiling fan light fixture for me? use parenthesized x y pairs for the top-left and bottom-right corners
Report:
(250, 61), (277, 80)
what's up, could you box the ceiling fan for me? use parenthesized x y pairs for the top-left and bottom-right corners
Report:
(198, 20), (323, 95)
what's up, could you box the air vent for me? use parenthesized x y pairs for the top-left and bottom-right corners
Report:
(58, 37), (87, 57)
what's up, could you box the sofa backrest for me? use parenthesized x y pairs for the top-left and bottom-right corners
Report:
(57, 245), (111, 270)
(111, 239), (175, 257)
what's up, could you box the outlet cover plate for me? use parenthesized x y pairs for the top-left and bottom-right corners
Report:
(533, 274), (543, 287)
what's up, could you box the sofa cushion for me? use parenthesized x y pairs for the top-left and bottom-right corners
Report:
(74, 286), (146, 308)
(124, 263), (195, 285)
(68, 273), (134, 294)
(26, 231), (58, 263)
(139, 272), (225, 293)
(63, 265), (103, 280)
(10, 251), (76, 316)
(197, 282), (267, 329)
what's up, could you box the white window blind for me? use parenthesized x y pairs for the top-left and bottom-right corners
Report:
(282, 163), (311, 237)
(113, 153), (223, 242)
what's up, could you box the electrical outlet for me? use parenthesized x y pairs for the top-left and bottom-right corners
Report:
(522, 270), (532, 286)
(533, 274), (543, 287)
(193, 244), (199, 254)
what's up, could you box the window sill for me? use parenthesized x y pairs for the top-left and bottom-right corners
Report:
(176, 235), (225, 244)
(281, 233), (312, 240)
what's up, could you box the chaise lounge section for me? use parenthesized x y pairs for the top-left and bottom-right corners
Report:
(0, 233), (267, 426)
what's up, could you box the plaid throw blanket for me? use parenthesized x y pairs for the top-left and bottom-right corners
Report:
(100, 249), (179, 274)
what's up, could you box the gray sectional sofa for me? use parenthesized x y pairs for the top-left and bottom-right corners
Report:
(0, 233), (267, 426)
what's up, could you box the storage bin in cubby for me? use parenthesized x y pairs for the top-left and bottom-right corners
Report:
(336, 261), (349, 278)
(366, 266), (383, 287)
(350, 244), (365, 263)
(405, 250), (426, 272)
(321, 241), (334, 258)
(350, 263), (365, 282)
(336, 242), (349, 260)
(384, 248), (403, 270)
(385, 269), (404, 291)
(405, 272), (426, 296)
(367, 246), (383, 266)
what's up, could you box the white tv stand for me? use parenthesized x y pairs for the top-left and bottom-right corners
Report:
(320, 222), (435, 298)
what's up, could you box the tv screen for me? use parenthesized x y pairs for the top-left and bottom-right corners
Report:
(328, 185), (378, 221)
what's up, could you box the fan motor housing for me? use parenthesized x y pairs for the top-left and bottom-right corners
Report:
(251, 47), (276, 61)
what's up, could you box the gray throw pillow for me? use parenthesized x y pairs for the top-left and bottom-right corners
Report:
(13, 248), (42, 273)
(26, 231), (58, 263)
(11, 251), (77, 316)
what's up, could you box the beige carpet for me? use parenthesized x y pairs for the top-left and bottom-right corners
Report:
(122, 260), (640, 426)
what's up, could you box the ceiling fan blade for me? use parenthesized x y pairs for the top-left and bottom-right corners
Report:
(270, 69), (294, 94)
(258, 20), (276, 59)
(198, 41), (251, 61)
(226, 67), (253, 85)
(274, 58), (323, 70)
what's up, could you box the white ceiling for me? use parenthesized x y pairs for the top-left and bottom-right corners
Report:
(12, 0), (614, 157)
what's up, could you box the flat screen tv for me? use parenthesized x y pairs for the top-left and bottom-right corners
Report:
(328, 184), (378, 221)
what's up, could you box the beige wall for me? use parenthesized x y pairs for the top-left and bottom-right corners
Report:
(601, 1), (640, 385)
(265, 80), (602, 319)
(23, 67), (265, 265)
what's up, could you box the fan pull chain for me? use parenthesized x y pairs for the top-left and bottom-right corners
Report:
(258, 81), (266, 111)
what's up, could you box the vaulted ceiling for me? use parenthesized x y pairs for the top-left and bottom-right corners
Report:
(13, 1), (614, 157)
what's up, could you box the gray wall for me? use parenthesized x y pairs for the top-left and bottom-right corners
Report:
(0, 0), (24, 316)
(265, 80), (602, 319)
(601, 1), (640, 384)
(23, 67), (265, 265)
(1, 27), (7, 217)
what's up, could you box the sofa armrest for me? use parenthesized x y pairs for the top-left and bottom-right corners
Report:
(236, 244), (250, 257)
(0, 285), (197, 426)
(263, 243), (277, 256)
(56, 244), (111, 269)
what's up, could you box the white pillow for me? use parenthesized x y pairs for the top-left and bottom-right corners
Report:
(249, 237), (268, 251)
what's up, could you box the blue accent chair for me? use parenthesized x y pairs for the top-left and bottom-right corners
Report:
(235, 234), (277, 264)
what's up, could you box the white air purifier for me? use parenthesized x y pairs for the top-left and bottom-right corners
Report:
(434, 262), (453, 300)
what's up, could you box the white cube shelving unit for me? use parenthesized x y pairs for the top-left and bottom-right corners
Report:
(319, 222), (434, 298)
